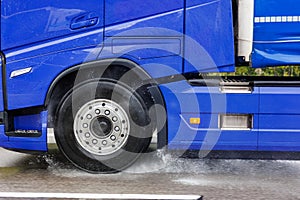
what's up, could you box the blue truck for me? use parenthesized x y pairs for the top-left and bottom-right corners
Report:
(1, 0), (300, 172)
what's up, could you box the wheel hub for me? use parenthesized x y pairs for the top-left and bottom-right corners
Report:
(91, 116), (112, 138)
(73, 99), (130, 156)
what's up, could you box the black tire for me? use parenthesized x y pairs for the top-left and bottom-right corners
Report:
(54, 80), (153, 173)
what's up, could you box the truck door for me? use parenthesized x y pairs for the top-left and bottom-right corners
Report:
(0, 0), (104, 151)
(1, 0), (104, 111)
(1, 1), (104, 51)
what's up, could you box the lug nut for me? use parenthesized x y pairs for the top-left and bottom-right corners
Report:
(92, 139), (98, 144)
(86, 114), (92, 119)
(110, 135), (116, 141)
(105, 110), (110, 115)
(114, 126), (120, 132)
(112, 116), (118, 122)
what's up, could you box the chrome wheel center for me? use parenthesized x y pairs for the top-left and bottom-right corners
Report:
(91, 116), (112, 138)
(73, 99), (130, 156)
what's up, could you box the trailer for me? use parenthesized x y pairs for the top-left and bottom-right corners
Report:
(1, 0), (300, 172)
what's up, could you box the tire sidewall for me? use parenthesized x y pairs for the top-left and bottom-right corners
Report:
(55, 80), (152, 172)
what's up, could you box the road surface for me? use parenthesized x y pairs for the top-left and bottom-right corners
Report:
(0, 147), (300, 200)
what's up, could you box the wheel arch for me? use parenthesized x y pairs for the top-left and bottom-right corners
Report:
(45, 58), (167, 148)
(45, 58), (151, 105)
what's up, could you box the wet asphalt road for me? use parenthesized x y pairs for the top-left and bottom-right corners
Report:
(0, 147), (300, 200)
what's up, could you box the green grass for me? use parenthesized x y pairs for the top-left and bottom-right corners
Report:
(209, 66), (300, 77)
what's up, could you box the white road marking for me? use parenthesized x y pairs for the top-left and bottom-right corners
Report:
(0, 192), (202, 200)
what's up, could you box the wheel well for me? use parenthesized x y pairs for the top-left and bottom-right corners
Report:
(46, 59), (167, 148)
(46, 70), (77, 128)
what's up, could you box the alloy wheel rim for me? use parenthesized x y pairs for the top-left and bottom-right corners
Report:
(73, 99), (130, 156)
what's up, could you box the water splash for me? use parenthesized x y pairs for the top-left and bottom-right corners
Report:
(40, 148), (300, 178)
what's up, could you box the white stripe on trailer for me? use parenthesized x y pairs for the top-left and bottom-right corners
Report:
(254, 16), (300, 23)
(0, 192), (202, 200)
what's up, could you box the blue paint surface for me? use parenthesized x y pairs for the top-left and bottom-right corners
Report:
(184, 0), (235, 73)
(252, 0), (300, 68)
(1, 111), (48, 151)
(0, 58), (4, 112)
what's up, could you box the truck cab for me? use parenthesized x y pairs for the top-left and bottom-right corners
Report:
(1, 0), (300, 172)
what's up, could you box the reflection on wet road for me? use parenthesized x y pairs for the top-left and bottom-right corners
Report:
(0, 147), (300, 200)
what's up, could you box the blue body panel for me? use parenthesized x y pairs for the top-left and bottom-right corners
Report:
(0, 0), (104, 150)
(161, 81), (300, 151)
(1, 0), (104, 51)
(103, 0), (185, 78)
(160, 82), (259, 151)
(252, 0), (300, 68)
(258, 87), (300, 151)
(0, 58), (4, 112)
(6, 48), (101, 110)
(0, 111), (47, 151)
(2, 0), (104, 110)
(105, 0), (183, 34)
(184, 0), (235, 73)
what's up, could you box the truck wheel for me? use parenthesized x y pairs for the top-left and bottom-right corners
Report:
(54, 80), (153, 173)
